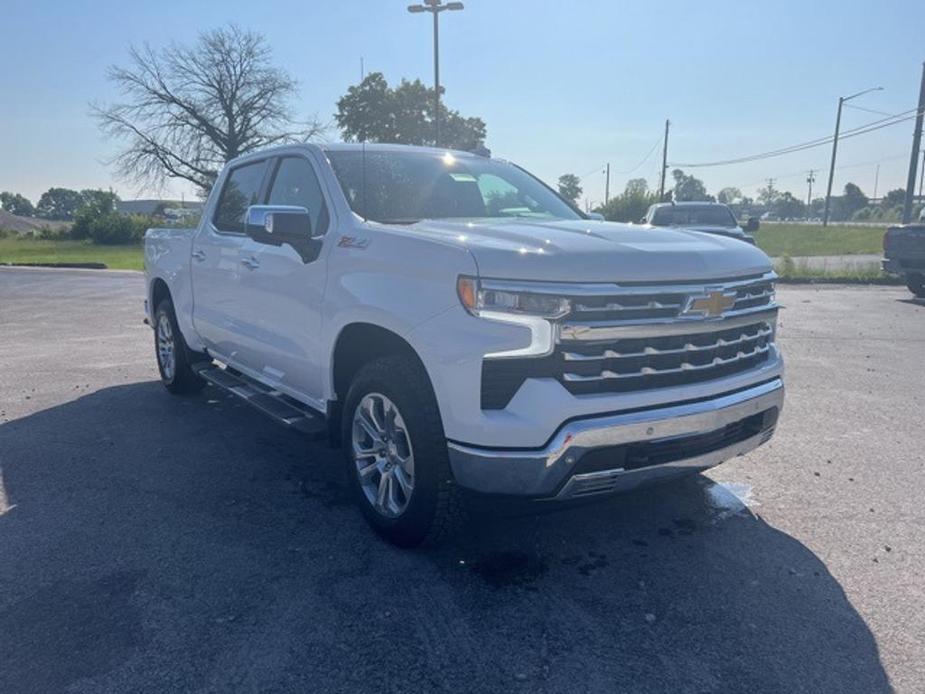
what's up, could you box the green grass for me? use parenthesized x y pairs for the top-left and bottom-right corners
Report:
(0, 238), (143, 270)
(773, 254), (899, 283)
(753, 223), (885, 257)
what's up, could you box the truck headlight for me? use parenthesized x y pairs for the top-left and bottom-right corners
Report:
(456, 277), (570, 318)
(457, 277), (569, 358)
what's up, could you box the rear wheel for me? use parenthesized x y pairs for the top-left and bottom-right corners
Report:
(154, 298), (206, 394)
(906, 274), (925, 298)
(342, 355), (463, 547)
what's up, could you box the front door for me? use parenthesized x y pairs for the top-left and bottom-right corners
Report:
(234, 154), (332, 408)
(190, 158), (270, 366)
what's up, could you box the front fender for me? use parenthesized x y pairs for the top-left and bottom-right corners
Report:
(321, 228), (478, 401)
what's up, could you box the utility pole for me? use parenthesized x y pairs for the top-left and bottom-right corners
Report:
(823, 98), (845, 227)
(823, 86), (883, 227)
(903, 62), (925, 223)
(764, 178), (776, 212)
(407, 1), (464, 148)
(873, 164), (880, 200)
(360, 57), (365, 80)
(604, 163), (610, 205)
(917, 149), (925, 201)
(806, 170), (815, 207)
(658, 119), (670, 201)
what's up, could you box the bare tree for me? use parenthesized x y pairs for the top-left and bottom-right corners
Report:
(94, 25), (324, 195)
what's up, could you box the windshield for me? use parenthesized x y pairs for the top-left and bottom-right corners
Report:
(326, 149), (582, 224)
(651, 206), (738, 228)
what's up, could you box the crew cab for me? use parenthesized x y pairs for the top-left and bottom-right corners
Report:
(644, 201), (759, 244)
(882, 217), (925, 298)
(144, 143), (784, 546)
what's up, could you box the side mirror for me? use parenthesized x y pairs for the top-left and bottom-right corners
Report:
(745, 217), (760, 232)
(586, 212), (605, 221)
(245, 205), (323, 263)
(245, 205), (313, 244)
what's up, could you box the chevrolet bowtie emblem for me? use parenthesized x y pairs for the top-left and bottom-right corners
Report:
(684, 290), (737, 318)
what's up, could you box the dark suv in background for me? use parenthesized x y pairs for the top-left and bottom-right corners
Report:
(883, 213), (925, 298)
(644, 202), (759, 245)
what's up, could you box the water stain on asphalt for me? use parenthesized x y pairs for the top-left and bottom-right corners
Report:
(704, 481), (756, 520)
(471, 551), (548, 589)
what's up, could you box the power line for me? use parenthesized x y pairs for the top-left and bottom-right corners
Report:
(738, 153), (906, 189)
(669, 108), (923, 168)
(843, 102), (898, 117)
(577, 135), (663, 183)
(613, 136), (662, 175)
(577, 165), (604, 180)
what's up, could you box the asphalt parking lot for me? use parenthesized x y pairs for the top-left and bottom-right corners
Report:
(1, 267), (923, 694)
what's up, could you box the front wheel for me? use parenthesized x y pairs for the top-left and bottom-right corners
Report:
(906, 274), (925, 298)
(154, 298), (206, 395)
(342, 355), (463, 547)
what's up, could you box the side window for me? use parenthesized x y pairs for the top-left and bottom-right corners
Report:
(213, 161), (267, 233)
(266, 157), (329, 236)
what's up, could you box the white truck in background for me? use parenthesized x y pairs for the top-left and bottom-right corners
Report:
(144, 143), (784, 546)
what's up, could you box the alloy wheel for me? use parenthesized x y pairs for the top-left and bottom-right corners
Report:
(351, 393), (416, 518)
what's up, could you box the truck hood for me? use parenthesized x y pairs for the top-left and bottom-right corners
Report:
(677, 224), (748, 237)
(404, 218), (771, 283)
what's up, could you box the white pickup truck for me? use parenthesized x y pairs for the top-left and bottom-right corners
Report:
(145, 143), (784, 546)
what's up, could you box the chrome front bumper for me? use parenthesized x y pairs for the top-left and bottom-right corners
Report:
(446, 378), (783, 499)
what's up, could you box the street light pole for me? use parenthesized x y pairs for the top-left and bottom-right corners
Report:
(822, 86), (883, 227)
(407, 1), (464, 148)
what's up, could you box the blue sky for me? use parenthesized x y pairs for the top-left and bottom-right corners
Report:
(2, 0), (924, 207)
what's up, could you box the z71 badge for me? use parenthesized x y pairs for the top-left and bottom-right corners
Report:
(337, 235), (371, 250)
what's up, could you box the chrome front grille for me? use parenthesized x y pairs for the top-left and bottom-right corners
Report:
(558, 322), (773, 390)
(479, 272), (779, 410)
(566, 276), (775, 324)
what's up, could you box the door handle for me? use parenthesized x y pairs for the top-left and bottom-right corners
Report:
(192, 249), (206, 262)
(240, 257), (260, 270)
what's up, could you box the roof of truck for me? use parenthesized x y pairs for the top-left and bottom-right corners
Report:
(649, 201), (730, 209)
(320, 142), (484, 158)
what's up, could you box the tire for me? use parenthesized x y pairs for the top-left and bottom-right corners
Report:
(341, 355), (464, 547)
(153, 298), (206, 395)
(906, 274), (925, 298)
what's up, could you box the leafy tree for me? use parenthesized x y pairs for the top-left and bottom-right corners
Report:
(671, 169), (712, 202)
(770, 191), (806, 220)
(71, 190), (122, 240)
(0, 192), (35, 217)
(757, 181), (779, 207)
(36, 188), (84, 220)
(557, 174), (582, 204)
(716, 186), (742, 205)
(336, 72), (486, 150)
(624, 178), (649, 196)
(94, 25), (322, 196)
(881, 188), (905, 208)
(594, 181), (658, 223)
(80, 189), (120, 215)
(842, 182), (869, 218)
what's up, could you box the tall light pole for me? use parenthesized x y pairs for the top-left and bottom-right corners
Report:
(407, 1), (464, 148)
(902, 62), (925, 223)
(822, 86), (883, 226)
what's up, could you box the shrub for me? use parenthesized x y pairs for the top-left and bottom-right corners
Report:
(87, 213), (150, 244)
(780, 254), (795, 276)
(70, 208), (94, 240)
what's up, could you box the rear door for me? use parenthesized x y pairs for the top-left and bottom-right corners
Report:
(191, 158), (270, 364)
(234, 153), (333, 406)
